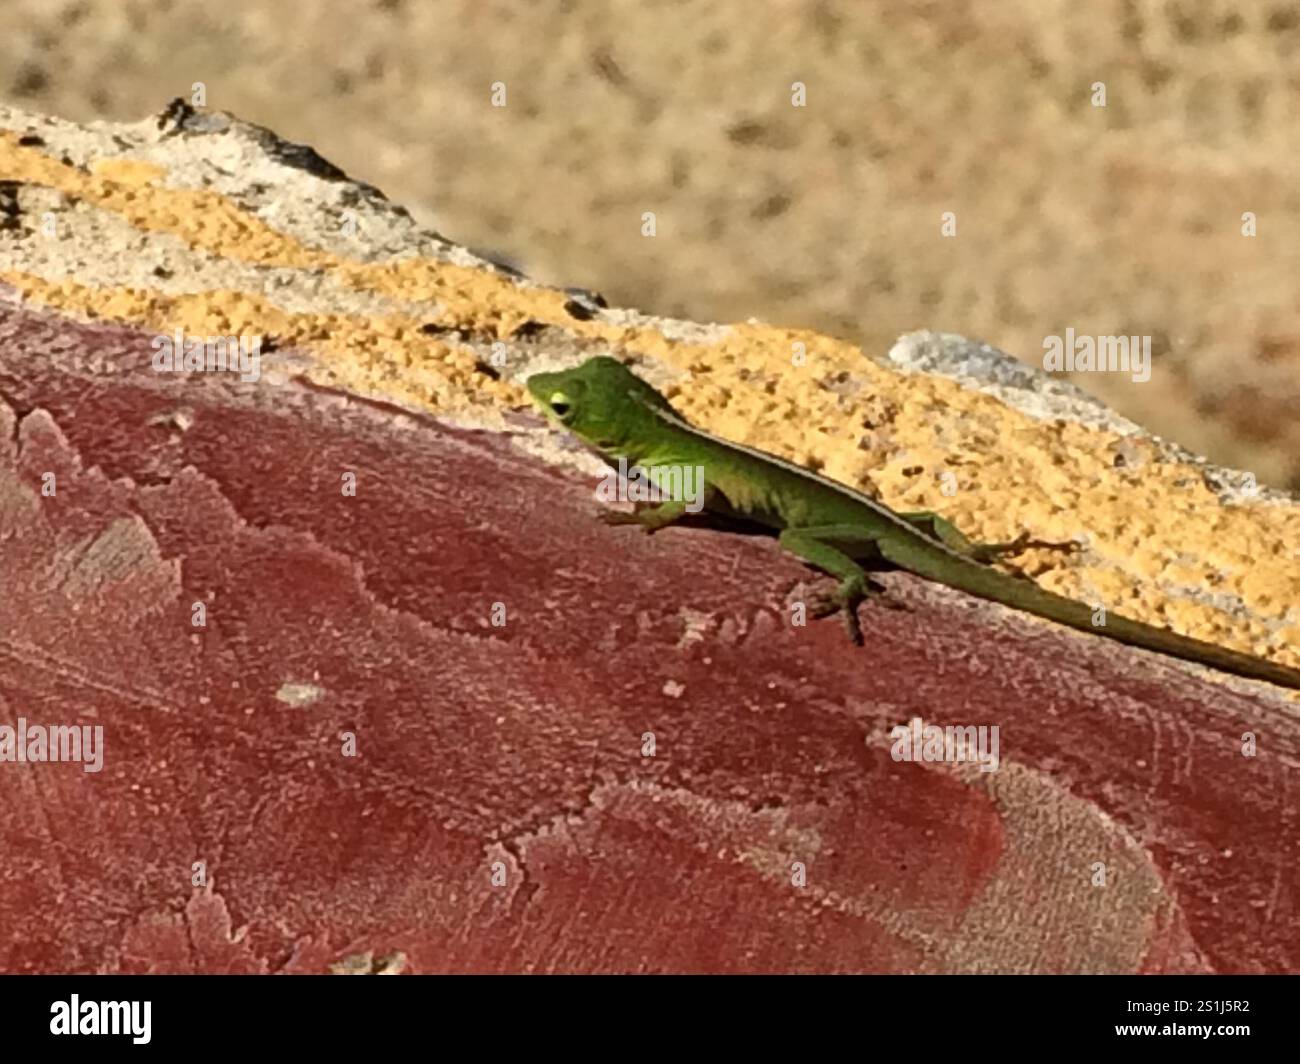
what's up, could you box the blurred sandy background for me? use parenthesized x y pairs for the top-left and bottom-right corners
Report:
(3, 0), (1297, 486)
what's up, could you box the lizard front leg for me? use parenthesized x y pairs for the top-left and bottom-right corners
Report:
(599, 483), (718, 532)
(598, 498), (691, 531)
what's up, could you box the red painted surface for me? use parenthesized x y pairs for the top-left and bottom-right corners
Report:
(0, 302), (1294, 972)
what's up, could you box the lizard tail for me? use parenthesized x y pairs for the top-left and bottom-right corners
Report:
(879, 539), (1300, 692)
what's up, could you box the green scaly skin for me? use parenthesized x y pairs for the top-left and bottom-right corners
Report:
(526, 356), (1300, 691)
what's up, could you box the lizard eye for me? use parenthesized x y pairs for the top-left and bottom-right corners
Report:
(548, 392), (572, 418)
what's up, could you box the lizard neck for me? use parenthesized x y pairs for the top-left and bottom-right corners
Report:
(582, 400), (690, 468)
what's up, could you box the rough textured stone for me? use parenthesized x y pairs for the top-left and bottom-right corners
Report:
(4, 0), (1297, 484)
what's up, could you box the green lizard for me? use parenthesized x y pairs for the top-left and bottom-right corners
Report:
(526, 356), (1300, 691)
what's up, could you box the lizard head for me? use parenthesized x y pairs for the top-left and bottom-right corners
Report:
(526, 357), (678, 458)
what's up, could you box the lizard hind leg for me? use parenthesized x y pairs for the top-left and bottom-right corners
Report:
(898, 511), (1079, 563)
(778, 525), (896, 645)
